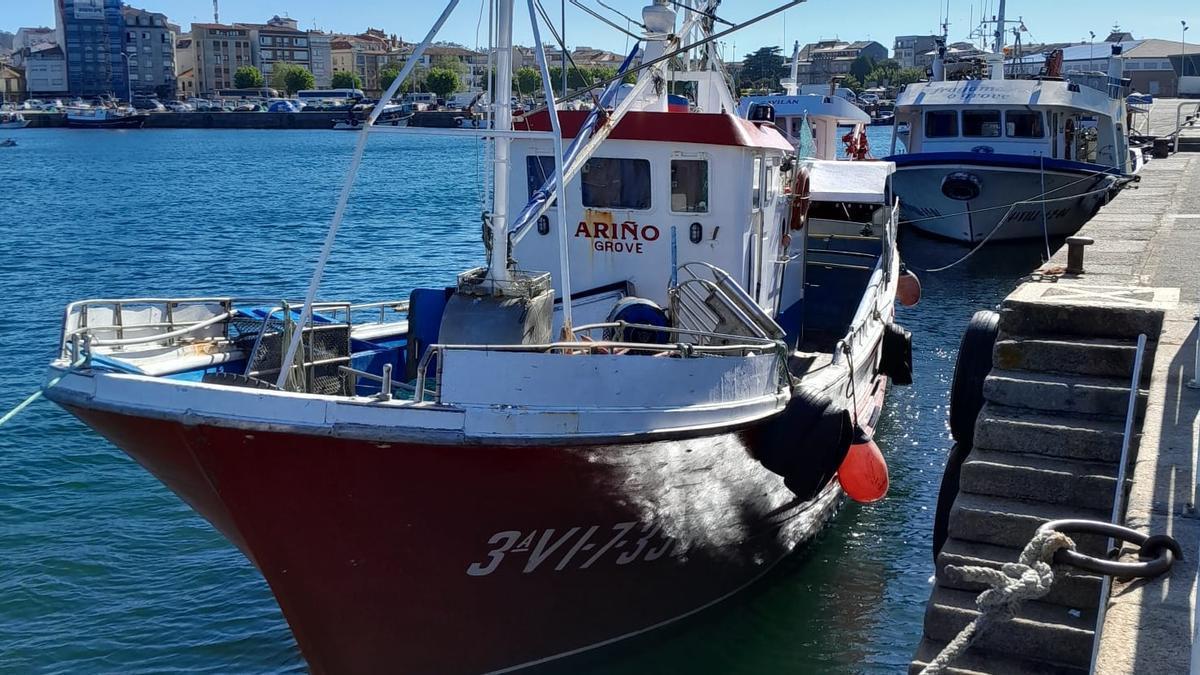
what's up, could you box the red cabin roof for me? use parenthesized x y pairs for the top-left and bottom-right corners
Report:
(518, 110), (793, 152)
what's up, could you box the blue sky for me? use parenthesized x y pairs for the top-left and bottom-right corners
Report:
(5, 1), (1197, 59)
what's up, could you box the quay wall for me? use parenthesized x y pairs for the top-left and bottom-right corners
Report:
(911, 115), (1200, 673)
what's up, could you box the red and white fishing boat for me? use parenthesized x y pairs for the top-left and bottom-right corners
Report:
(44, 2), (917, 672)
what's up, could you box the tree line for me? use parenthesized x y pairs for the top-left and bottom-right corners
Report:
(738, 46), (927, 94)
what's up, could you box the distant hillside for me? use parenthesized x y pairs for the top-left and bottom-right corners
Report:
(0, 31), (14, 53)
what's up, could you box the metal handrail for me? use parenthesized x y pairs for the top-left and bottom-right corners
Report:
(85, 311), (235, 347)
(571, 321), (781, 348)
(1174, 101), (1200, 154)
(1088, 333), (1148, 673)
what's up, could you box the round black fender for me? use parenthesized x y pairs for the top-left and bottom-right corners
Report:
(932, 442), (970, 561)
(878, 323), (913, 386)
(949, 310), (1000, 446)
(201, 372), (280, 390)
(749, 388), (854, 501)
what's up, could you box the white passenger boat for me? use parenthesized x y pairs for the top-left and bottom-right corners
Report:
(886, 2), (1134, 244)
(42, 2), (917, 672)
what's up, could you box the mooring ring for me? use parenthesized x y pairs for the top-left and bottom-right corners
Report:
(1038, 519), (1182, 578)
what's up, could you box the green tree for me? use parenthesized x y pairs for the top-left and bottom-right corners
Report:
(738, 46), (786, 91)
(841, 74), (864, 93)
(850, 54), (875, 81)
(425, 67), (461, 99)
(270, 63), (315, 95)
(514, 66), (541, 95)
(379, 64), (402, 93)
(432, 55), (468, 76)
(332, 70), (363, 90)
(234, 65), (264, 89)
(894, 67), (927, 86)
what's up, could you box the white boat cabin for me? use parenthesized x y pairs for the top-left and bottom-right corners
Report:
(892, 79), (1130, 170)
(511, 110), (794, 325)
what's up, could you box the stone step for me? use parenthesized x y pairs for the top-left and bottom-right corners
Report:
(922, 587), (1096, 670)
(999, 290), (1167, 341)
(947, 491), (1110, 556)
(959, 448), (1118, 511)
(974, 403), (1130, 464)
(936, 537), (1103, 611)
(993, 336), (1152, 382)
(910, 637), (1088, 675)
(983, 368), (1146, 418)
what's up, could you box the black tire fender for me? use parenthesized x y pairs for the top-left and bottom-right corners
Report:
(750, 387), (854, 501)
(879, 323), (913, 386)
(949, 310), (1000, 446)
(932, 442), (970, 561)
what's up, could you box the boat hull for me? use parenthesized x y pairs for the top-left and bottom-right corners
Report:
(55, 368), (886, 674)
(0, 120), (29, 129)
(888, 153), (1121, 243)
(65, 114), (148, 129)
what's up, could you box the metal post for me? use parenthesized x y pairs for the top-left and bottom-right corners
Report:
(379, 363), (393, 400)
(1183, 21), (1190, 97)
(121, 52), (132, 102)
(1188, 297), (1199, 389)
(489, 0), (515, 286)
(1089, 334), (1148, 673)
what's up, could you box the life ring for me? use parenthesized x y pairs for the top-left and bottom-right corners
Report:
(749, 387), (853, 501)
(788, 164), (812, 231)
(948, 310), (1000, 446)
(878, 323), (913, 386)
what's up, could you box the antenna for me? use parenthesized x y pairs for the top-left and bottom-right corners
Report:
(213, 0), (219, 24)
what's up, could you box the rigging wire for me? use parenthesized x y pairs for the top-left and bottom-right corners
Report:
(535, 0), (803, 112)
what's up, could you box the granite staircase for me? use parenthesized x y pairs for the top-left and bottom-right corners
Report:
(910, 284), (1171, 674)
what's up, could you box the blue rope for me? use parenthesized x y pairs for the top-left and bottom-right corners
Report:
(0, 358), (84, 429)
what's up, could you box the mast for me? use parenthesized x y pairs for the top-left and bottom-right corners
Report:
(993, 0), (1006, 54)
(785, 40), (800, 95)
(489, 0), (515, 284)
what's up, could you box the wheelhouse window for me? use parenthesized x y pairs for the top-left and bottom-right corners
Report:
(925, 110), (959, 137)
(582, 158), (652, 210)
(962, 110), (1001, 137)
(526, 155), (555, 201)
(1006, 110), (1045, 138)
(670, 159), (708, 213)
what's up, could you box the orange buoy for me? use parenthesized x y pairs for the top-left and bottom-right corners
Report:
(838, 428), (889, 503)
(897, 270), (923, 307)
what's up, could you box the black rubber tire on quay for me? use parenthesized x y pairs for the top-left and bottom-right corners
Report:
(932, 442), (970, 562)
(948, 310), (1000, 447)
(201, 372), (281, 390)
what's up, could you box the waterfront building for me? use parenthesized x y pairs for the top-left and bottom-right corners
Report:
(23, 43), (69, 99)
(308, 31), (333, 88)
(121, 6), (177, 99)
(331, 30), (399, 95)
(570, 46), (626, 69)
(15, 27), (57, 52)
(893, 35), (940, 70)
(175, 34), (194, 98)
(0, 64), (25, 103)
(236, 16), (311, 82)
(54, 0), (129, 100)
(794, 39), (888, 84)
(401, 43), (487, 91)
(190, 23), (254, 96)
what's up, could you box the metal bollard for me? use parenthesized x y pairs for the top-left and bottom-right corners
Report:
(379, 364), (393, 400)
(1065, 236), (1094, 275)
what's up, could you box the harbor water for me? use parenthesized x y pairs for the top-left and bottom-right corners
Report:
(0, 128), (1051, 673)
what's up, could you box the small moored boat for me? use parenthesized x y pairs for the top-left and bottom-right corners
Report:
(65, 106), (148, 129)
(0, 112), (29, 129)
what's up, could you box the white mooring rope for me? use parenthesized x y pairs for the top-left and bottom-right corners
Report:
(920, 529), (1077, 674)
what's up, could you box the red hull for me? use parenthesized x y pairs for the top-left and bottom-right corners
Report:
(64, 403), (859, 674)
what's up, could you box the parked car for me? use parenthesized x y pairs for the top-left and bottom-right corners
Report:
(859, 93), (880, 105)
(132, 97), (166, 111)
(165, 101), (193, 112)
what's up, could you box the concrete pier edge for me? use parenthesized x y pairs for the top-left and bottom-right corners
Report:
(911, 101), (1200, 674)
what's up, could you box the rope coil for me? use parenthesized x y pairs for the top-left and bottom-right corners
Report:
(920, 529), (1076, 675)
